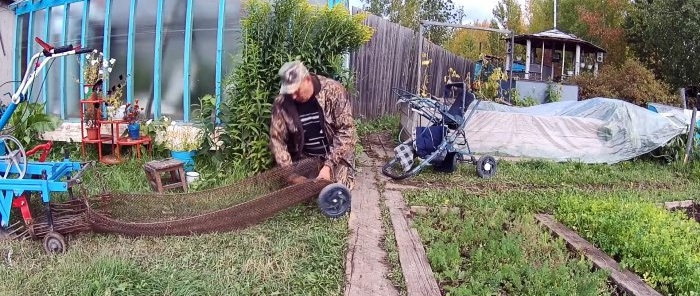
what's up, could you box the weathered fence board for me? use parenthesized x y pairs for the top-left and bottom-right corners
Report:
(350, 9), (474, 120)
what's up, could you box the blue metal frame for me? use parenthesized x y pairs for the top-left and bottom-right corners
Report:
(60, 3), (69, 120)
(152, 0), (164, 118)
(215, 0), (226, 124)
(126, 0), (137, 104)
(11, 0), (83, 15)
(102, 0), (112, 109)
(80, 0), (90, 101)
(0, 160), (83, 227)
(26, 11), (33, 70)
(183, 0), (194, 122)
(42, 7), (51, 106)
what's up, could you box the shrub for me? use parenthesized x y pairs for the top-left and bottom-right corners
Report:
(555, 196), (700, 295)
(569, 58), (678, 107)
(212, 0), (373, 173)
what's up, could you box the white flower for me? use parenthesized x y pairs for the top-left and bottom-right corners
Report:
(108, 67), (113, 73)
(92, 49), (98, 53)
(216, 140), (224, 147)
(91, 59), (98, 65)
(146, 119), (153, 125)
(110, 58), (116, 65)
(99, 69), (104, 75)
(103, 60), (109, 68)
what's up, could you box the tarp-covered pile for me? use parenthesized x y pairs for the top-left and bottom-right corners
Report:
(438, 98), (690, 164)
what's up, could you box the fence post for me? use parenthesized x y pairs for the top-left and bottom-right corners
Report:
(416, 24), (424, 95)
(684, 107), (697, 165)
(680, 87), (687, 109)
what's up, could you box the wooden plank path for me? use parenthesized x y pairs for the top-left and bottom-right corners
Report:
(534, 214), (662, 296)
(385, 190), (441, 296)
(344, 154), (399, 296)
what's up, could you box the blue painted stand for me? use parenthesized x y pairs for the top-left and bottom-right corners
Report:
(171, 151), (195, 172)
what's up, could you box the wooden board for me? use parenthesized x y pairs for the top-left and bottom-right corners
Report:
(344, 163), (399, 296)
(534, 214), (662, 296)
(385, 190), (442, 296)
(663, 200), (695, 210)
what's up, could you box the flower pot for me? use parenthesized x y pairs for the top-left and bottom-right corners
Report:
(171, 150), (196, 172)
(127, 123), (140, 140)
(186, 171), (200, 184)
(86, 127), (100, 140)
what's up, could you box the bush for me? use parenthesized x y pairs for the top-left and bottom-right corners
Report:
(569, 58), (678, 107)
(555, 196), (700, 295)
(210, 0), (373, 173)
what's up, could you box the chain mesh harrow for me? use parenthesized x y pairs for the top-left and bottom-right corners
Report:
(7, 157), (335, 239)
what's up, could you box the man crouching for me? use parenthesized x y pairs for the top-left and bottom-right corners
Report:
(269, 61), (356, 190)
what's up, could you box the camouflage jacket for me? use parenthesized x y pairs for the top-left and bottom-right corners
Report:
(269, 74), (356, 170)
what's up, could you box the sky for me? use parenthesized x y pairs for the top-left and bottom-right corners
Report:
(347, 0), (529, 24)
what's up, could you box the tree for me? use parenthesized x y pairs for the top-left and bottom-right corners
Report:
(362, 0), (463, 45)
(445, 20), (494, 60)
(626, 0), (700, 89)
(492, 0), (525, 34)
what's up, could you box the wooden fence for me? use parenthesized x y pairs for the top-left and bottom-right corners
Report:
(349, 9), (475, 120)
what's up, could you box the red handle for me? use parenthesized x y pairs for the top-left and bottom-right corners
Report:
(26, 141), (53, 162)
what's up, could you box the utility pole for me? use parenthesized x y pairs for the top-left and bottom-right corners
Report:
(554, 0), (557, 29)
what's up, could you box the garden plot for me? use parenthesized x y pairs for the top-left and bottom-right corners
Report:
(391, 150), (700, 296)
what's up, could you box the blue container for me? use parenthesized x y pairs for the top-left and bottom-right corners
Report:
(127, 123), (140, 140)
(171, 150), (195, 172)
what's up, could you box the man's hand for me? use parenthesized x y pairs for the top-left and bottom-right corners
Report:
(317, 165), (332, 181)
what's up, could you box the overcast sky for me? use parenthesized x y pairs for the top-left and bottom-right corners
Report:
(348, 0), (530, 24)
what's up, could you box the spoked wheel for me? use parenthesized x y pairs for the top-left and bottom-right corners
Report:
(476, 155), (498, 179)
(43, 231), (66, 254)
(0, 135), (27, 179)
(317, 183), (351, 219)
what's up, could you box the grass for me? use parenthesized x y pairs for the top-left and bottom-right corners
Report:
(400, 153), (700, 295)
(0, 143), (349, 296)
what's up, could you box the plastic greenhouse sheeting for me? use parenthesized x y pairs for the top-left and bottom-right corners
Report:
(453, 97), (689, 164)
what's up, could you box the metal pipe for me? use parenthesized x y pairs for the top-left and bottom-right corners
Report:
(420, 21), (511, 35)
(416, 24), (424, 95)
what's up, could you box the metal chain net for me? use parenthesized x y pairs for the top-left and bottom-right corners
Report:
(12, 157), (333, 238)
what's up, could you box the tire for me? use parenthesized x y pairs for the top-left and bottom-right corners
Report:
(476, 155), (497, 179)
(43, 231), (67, 254)
(317, 183), (352, 219)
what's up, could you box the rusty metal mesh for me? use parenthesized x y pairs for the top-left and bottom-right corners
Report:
(13, 158), (332, 238)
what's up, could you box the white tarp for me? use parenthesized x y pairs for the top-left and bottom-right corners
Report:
(452, 98), (689, 163)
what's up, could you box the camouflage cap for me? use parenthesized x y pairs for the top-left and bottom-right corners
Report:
(278, 61), (309, 95)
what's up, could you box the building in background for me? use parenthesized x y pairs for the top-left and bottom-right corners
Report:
(4, 0), (340, 127)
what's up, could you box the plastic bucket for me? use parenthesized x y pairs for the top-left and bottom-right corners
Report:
(171, 150), (195, 172)
(186, 172), (200, 184)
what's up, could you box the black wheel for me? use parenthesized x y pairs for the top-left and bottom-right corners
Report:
(476, 155), (497, 179)
(43, 231), (66, 254)
(317, 183), (351, 219)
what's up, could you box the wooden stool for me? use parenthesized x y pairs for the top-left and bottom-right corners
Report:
(144, 159), (188, 193)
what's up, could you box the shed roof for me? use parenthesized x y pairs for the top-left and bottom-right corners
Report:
(512, 29), (607, 53)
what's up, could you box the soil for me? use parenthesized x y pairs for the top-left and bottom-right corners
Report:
(672, 204), (700, 222)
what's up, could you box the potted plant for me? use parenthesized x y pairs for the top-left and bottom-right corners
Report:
(122, 99), (144, 140)
(79, 50), (115, 100)
(84, 106), (100, 140)
(105, 74), (126, 120)
(153, 118), (204, 172)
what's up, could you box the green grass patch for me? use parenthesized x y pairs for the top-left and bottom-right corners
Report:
(555, 196), (700, 295)
(0, 207), (348, 296)
(1, 143), (349, 295)
(403, 155), (700, 295)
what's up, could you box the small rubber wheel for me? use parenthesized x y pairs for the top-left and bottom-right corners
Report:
(43, 231), (66, 254)
(476, 155), (497, 179)
(317, 183), (351, 219)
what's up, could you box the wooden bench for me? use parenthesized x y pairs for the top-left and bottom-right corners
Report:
(144, 159), (188, 193)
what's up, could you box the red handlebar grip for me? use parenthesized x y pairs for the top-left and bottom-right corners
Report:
(34, 37), (53, 52)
